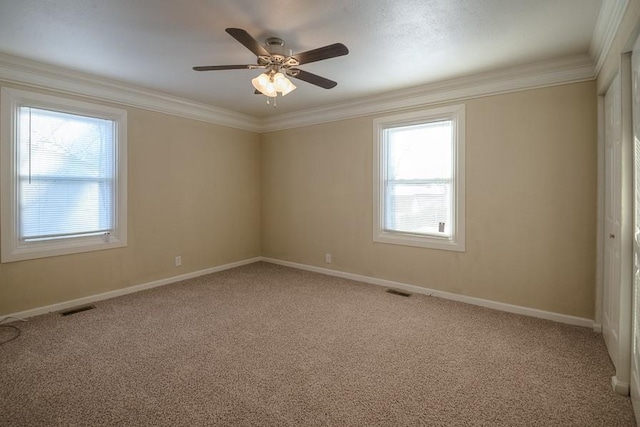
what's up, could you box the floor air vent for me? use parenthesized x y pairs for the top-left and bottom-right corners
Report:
(386, 289), (411, 297)
(60, 305), (96, 316)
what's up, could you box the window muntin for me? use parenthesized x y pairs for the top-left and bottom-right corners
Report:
(373, 105), (465, 251)
(1, 88), (127, 262)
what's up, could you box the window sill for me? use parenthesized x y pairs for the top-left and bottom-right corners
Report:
(1, 236), (126, 263)
(374, 230), (465, 252)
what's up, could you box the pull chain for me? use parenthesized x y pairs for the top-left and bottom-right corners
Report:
(265, 96), (278, 108)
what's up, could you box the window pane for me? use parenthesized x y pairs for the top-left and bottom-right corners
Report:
(384, 120), (453, 237)
(18, 107), (115, 241)
(20, 179), (113, 239)
(386, 121), (452, 180)
(385, 181), (451, 236)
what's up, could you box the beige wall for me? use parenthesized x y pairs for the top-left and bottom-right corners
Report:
(0, 83), (262, 315)
(0, 80), (598, 319)
(262, 82), (597, 319)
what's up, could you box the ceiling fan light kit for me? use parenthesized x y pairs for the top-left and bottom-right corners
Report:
(251, 71), (296, 97)
(193, 28), (348, 106)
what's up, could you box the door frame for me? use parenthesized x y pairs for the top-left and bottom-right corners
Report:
(597, 53), (633, 397)
(618, 52), (634, 395)
(629, 31), (640, 422)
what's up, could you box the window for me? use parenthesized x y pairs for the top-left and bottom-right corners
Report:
(373, 104), (465, 251)
(1, 87), (127, 262)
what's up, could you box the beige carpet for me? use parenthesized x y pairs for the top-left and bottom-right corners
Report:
(0, 262), (635, 426)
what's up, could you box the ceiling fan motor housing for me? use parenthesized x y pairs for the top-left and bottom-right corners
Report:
(258, 37), (299, 71)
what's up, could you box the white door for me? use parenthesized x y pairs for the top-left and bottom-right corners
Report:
(603, 69), (633, 396)
(604, 73), (623, 372)
(630, 42), (640, 419)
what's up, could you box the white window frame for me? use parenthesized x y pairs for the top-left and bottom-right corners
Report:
(373, 104), (465, 252)
(1, 87), (127, 262)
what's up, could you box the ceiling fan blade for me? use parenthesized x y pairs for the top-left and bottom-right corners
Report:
(293, 43), (349, 65)
(226, 28), (270, 57)
(287, 69), (337, 89)
(193, 65), (255, 71)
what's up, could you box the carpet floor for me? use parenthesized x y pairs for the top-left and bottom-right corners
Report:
(0, 262), (636, 426)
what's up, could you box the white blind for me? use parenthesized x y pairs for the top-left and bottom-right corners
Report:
(384, 120), (453, 237)
(18, 107), (115, 242)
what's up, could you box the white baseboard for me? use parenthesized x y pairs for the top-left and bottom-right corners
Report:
(612, 375), (631, 396)
(593, 323), (603, 333)
(1, 257), (262, 321)
(261, 257), (594, 329)
(3, 256), (595, 331)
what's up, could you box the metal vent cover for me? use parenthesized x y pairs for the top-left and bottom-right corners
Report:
(60, 305), (96, 316)
(386, 289), (411, 297)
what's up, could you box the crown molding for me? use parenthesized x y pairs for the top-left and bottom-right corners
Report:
(590, 0), (629, 75)
(261, 54), (596, 132)
(0, 51), (596, 134)
(0, 53), (261, 132)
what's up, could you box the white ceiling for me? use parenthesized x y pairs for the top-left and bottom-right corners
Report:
(0, 0), (604, 118)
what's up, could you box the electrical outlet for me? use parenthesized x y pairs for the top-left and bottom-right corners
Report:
(175, 256), (182, 267)
(325, 253), (332, 263)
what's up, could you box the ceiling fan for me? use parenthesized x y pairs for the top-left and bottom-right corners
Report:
(193, 28), (349, 99)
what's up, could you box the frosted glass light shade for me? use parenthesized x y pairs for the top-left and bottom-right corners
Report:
(280, 81), (296, 96)
(252, 72), (296, 97)
(273, 72), (296, 96)
(252, 73), (277, 97)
